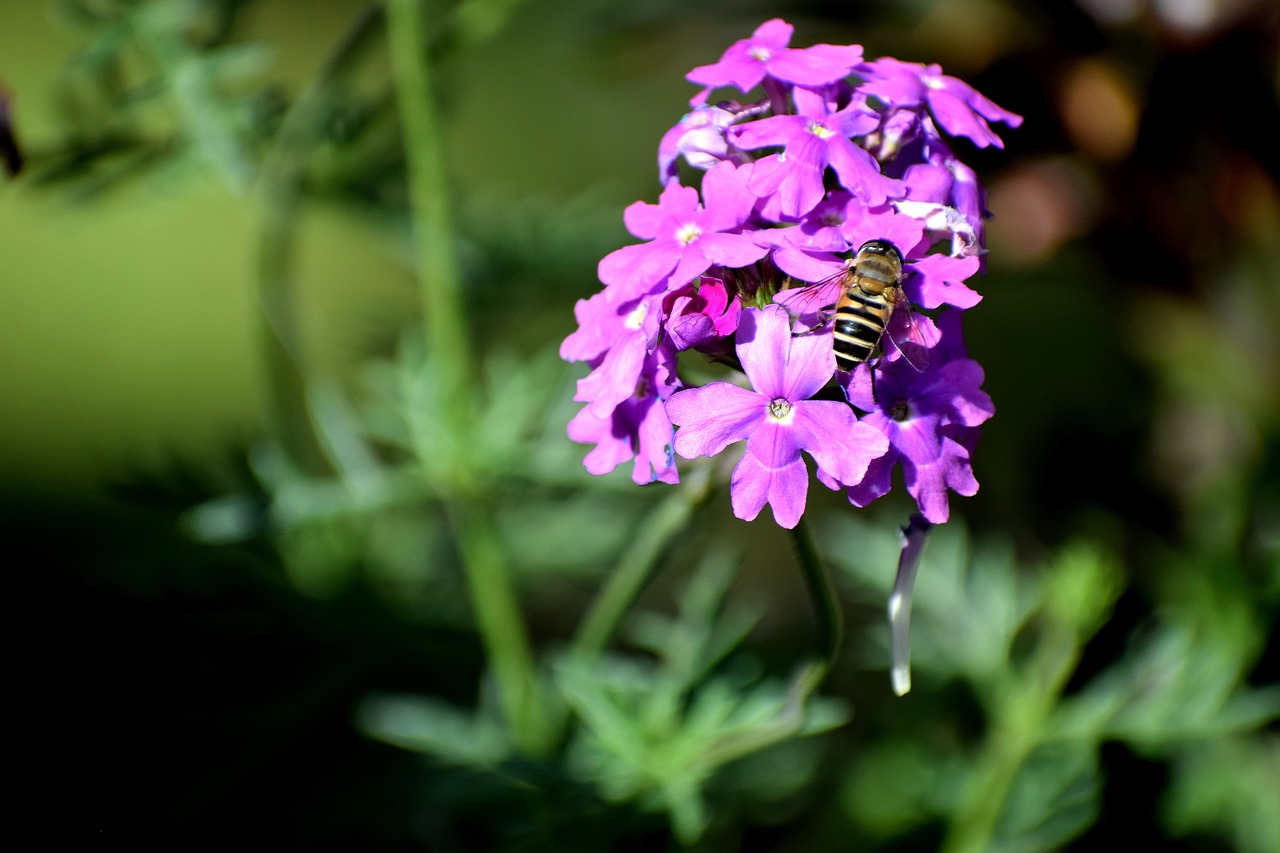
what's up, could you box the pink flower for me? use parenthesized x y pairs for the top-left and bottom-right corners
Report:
(597, 161), (768, 302)
(859, 58), (1023, 149)
(732, 87), (904, 217)
(665, 305), (888, 528)
(686, 18), (863, 92)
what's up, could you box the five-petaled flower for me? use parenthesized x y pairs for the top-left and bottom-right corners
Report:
(838, 312), (993, 523)
(665, 306), (888, 528)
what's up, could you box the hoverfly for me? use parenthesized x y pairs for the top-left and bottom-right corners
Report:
(776, 239), (934, 382)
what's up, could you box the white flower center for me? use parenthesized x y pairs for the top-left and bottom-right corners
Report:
(625, 300), (648, 331)
(676, 223), (701, 245)
(768, 397), (794, 423)
(749, 46), (773, 62)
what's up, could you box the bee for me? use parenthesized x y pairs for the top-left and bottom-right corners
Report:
(777, 239), (933, 377)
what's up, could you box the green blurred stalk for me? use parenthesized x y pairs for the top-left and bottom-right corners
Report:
(385, 0), (549, 755)
(570, 464), (713, 661)
(255, 4), (383, 476)
(941, 635), (1079, 853)
(942, 547), (1120, 853)
(792, 515), (843, 676)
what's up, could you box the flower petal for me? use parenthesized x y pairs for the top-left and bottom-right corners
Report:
(730, 450), (809, 529)
(735, 305), (792, 397)
(792, 402), (889, 486)
(666, 382), (763, 459)
(780, 326), (836, 401)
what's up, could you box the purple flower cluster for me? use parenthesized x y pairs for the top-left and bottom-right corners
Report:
(562, 19), (1018, 528)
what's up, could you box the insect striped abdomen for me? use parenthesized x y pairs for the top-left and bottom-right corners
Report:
(832, 240), (902, 373)
(833, 299), (890, 372)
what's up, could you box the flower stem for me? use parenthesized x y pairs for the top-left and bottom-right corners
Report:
(570, 464), (713, 661)
(791, 515), (843, 676)
(384, 0), (470, 419)
(386, 0), (547, 755)
(254, 4), (383, 477)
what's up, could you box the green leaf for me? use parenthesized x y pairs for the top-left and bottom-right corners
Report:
(355, 694), (511, 767)
(1160, 734), (1280, 853)
(990, 742), (1100, 853)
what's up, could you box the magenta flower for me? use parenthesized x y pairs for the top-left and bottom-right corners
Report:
(859, 58), (1023, 149)
(733, 87), (904, 217)
(563, 291), (663, 419)
(597, 161), (768, 302)
(838, 313), (993, 523)
(568, 345), (680, 486)
(665, 305), (888, 528)
(686, 18), (863, 92)
(564, 19), (1018, 529)
(663, 276), (742, 352)
(560, 290), (658, 365)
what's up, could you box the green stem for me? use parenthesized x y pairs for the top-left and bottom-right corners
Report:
(941, 621), (1083, 853)
(384, 0), (469, 428)
(447, 498), (549, 751)
(385, 0), (547, 755)
(570, 464), (713, 661)
(254, 4), (383, 476)
(791, 515), (843, 676)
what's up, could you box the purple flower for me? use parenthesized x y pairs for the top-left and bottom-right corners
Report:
(597, 161), (768, 302)
(733, 87), (904, 217)
(564, 20), (1018, 527)
(859, 58), (1023, 149)
(657, 101), (766, 185)
(686, 18), (863, 93)
(837, 314), (993, 523)
(904, 253), (982, 310)
(560, 290), (659, 365)
(665, 305), (888, 528)
(568, 345), (680, 486)
(663, 276), (742, 352)
(897, 147), (990, 265)
(563, 291), (663, 419)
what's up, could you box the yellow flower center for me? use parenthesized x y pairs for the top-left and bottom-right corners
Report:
(807, 121), (834, 139)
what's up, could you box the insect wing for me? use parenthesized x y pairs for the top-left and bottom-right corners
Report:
(883, 298), (937, 372)
(774, 275), (844, 333)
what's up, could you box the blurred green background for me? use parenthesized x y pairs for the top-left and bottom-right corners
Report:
(6, 0), (1278, 849)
